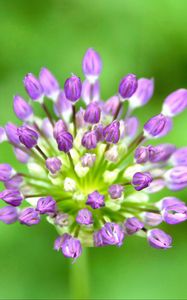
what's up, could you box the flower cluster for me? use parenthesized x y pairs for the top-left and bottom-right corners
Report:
(1, 48), (187, 261)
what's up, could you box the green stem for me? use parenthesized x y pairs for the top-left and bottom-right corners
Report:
(69, 248), (90, 299)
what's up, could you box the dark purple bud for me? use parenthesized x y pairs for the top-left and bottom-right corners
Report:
(81, 130), (97, 149)
(5, 123), (20, 145)
(86, 190), (105, 209)
(162, 203), (187, 225)
(0, 164), (14, 182)
(108, 184), (123, 199)
(13, 95), (33, 121)
(157, 197), (185, 210)
(54, 213), (69, 227)
(64, 75), (82, 102)
(104, 96), (120, 116)
(36, 196), (57, 214)
(0, 206), (18, 224)
(123, 117), (139, 139)
(148, 144), (176, 163)
(129, 78), (154, 109)
(162, 89), (187, 117)
(76, 208), (93, 225)
(103, 121), (120, 144)
(147, 229), (172, 249)
(134, 146), (149, 164)
(14, 147), (30, 163)
(100, 222), (125, 246)
(84, 102), (101, 124)
(81, 80), (100, 104)
(4, 174), (23, 190)
(144, 114), (172, 138)
(81, 153), (96, 167)
(132, 172), (153, 191)
(46, 157), (62, 174)
(23, 73), (43, 101)
(19, 207), (40, 226)
(82, 48), (102, 80)
(55, 130), (73, 153)
(18, 125), (38, 149)
(0, 189), (23, 206)
(165, 166), (187, 191)
(142, 212), (162, 226)
(41, 118), (54, 138)
(119, 74), (138, 99)
(54, 90), (72, 120)
(53, 120), (67, 139)
(170, 147), (187, 166)
(124, 217), (144, 235)
(94, 124), (105, 142)
(61, 234), (82, 260)
(39, 67), (59, 98)
(0, 127), (6, 143)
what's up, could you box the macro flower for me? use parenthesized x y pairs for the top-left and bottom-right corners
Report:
(1, 48), (187, 261)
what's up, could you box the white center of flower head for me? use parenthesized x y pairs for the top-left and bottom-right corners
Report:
(64, 177), (76, 192)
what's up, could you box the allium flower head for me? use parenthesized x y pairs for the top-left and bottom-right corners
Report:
(1, 48), (187, 261)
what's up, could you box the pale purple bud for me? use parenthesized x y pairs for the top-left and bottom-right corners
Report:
(18, 125), (38, 149)
(103, 121), (120, 144)
(124, 117), (139, 139)
(5, 123), (20, 145)
(4, 174), (23, 190)
(162, 204), (187, 225)
(94, 124), (105, 142)
(119, 74), (138, 99)
(157, 197), (185, 210)
(129, 78), (154, 109)
(149, 144), (176, 163)
(108, 184), (123, 199)
(14, 147), (30, 163)
(23, 73), (43, 101)
(81, 153), (96, 167)
(19, 207), (40, 226)
(53, 120), (67, 139)
(145, 179), (165, 193)
(165, 166), (187, 191)
(13, 95), (33, 121)
(54, 90), (72, 121)
(132, 172), (153, 191)
(104, 96), (120, 116)
(147, 229), (172, 249)
(142, 212), (162, 226)
(39, 67), (59, 98)
(135, 146), (149, 164)
(124, 217), (144, 235)
(170, 147), (187, 166)
(36, 196), (57, 214)
(0, 164), (14, 182)
(55, 130), (73, 153)
(46, 157), (62, 174)
(82, 48), (102, 80)
(84, 102), (101, 124)
(76, 108), (86, 128)
(54, 235), (65, 251)
(81, 130), (97, 149)
(0, 127), (6, 143)
(64, 75), (82, 102)
(41, 118), (54, 138)
(0, 189), (23, 206)
(0, 206), (18, 224)
(86, 190), (105, 209)
(61, 234), (82, 260)
(162, 89), (187, 117)
(76, 208), (93, 225)
(81, 80), (100, 104)
(54, 213), (69, 227)
(100, 222), (125, 246)
(94, 230), (104, 247)
(144, 114), (172, 138)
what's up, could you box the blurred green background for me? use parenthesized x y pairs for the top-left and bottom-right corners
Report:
(1, 0), (187, 298)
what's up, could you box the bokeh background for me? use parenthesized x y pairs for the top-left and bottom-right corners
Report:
(0, 0), (187, 298)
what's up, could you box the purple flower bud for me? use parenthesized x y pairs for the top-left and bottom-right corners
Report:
(170, 147), (187, 166)
(46, 157), (62, 174)
(61, 234), (82, 260)
(123, 116), (139, 139)
(149, 144), (176, 163)
(54, 213), (69, 227)
(0, 189), (23, 206)
(82, 48), (102, 80)
(162, 89), (187, 117)
(39, 67), (59, 98)
(82, 80), (100, 104)
(142, 212), (162, 226)
(36, 196), (57, 214)
(76, 108), (86, 128)
(0, 164), (14, 182)
(147, 229), (172, 249)
(14, 147), (30, 163)
(23, 73), (43, 101)
(103, 121), (120, 144)
(81, 153), (96, 167)
(144, 114), (172, 138)
(19, 207), (40, 226)
(55, 130), (73, 153)
(84, 102), (101, 124)
(53, 120), (67, 139)
(165, 166), (187, 191)
(162, 203), (187, 225)
(94, 230), (104, 247)
(94, 124), (105, 142)
(76, 208), (93, 225)
(13, 95), (33, 121)
(100, 222), (125, 246)
(132, 172), (153, 191)
(5, 123), (20, 145)
(54, 235), (65, 251)
(124, 217), (144, 235)
(104, 96), (120, 116)
(108, 184), (124, 199)
(41, 118), (54, 138)
(54, 90), (72, 121)
(0, 206), (18, 224)
(86, 190), (105, 209)
(64, 75), (82, 102)
(18, 125), (38, 149)
(134, 146), (149, 164)
(145, 179), (165, 194)
(119, 74), (138, 99)
(4, 174), (23, 190)
(129, 78), (154, 109)
(157, 197), (185, 210)
(81, 130), (97, 149)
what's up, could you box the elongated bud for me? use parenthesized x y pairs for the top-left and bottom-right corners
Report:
(0, 164), (15, 182)
(13, 95), (33, 121)
(164, 166), (187, 191)
(18, 125), (38, 149)
(0, 206), (18, 224)
(76, 208), (93, 225)
(145, 179), (165, 193)
(147, 229), (172, 249)
(0, 189), (23, 206)
(19, 207), (40, 226)
(39, 67), (59, 99)
(76, 108), (86, 128)
(103, 121), (120, 144)
(162, 88), (187, 117)
(5, 123), (20, 145)
(54, 90), (72, 122)
(129, 78), (154, 109)
(46, 157), (62, 174)
(4, 174), (23, 190)
(170, 147), (187, 166)
(53, 120), (67, 139)
(84, 101), (101, 124)
(94, 124), (105, 142)
(23, 73), (43, 101)
(55, 130), (73, 153)
(81, 130), (97, 149)
(123, 116), (139, 139)
(41, 118), (54, 138)
(156, 197), (185, 210)
(99, 222), (125, 246)
(36, 196), (57, 214)
(162, 203), (187, 225)
(86, 190), (105, 209)
(104, 95), (120, 116)
(82, 48), (102, 82)
(124, 217), (144, 235)
(118, 74), (138, 100)
(81, 80), (100, 104)
(14, 147), (30, 163)
(149, 144), (176, 163)
(142, 212), (162, 226)
(105, 145), (119, 162)
(144, 114), (172, 138)
(134, 146), (149, 164)
(132, 172), (153, 191)
(61, 234), (82, 261)
(81, 153), (96, 167)
(64, 75), (82, 102)
(0, 127), (6, 143)
(108, 184), (123, 199)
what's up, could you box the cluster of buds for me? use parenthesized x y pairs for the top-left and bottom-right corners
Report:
(1, 48), (187, 262)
